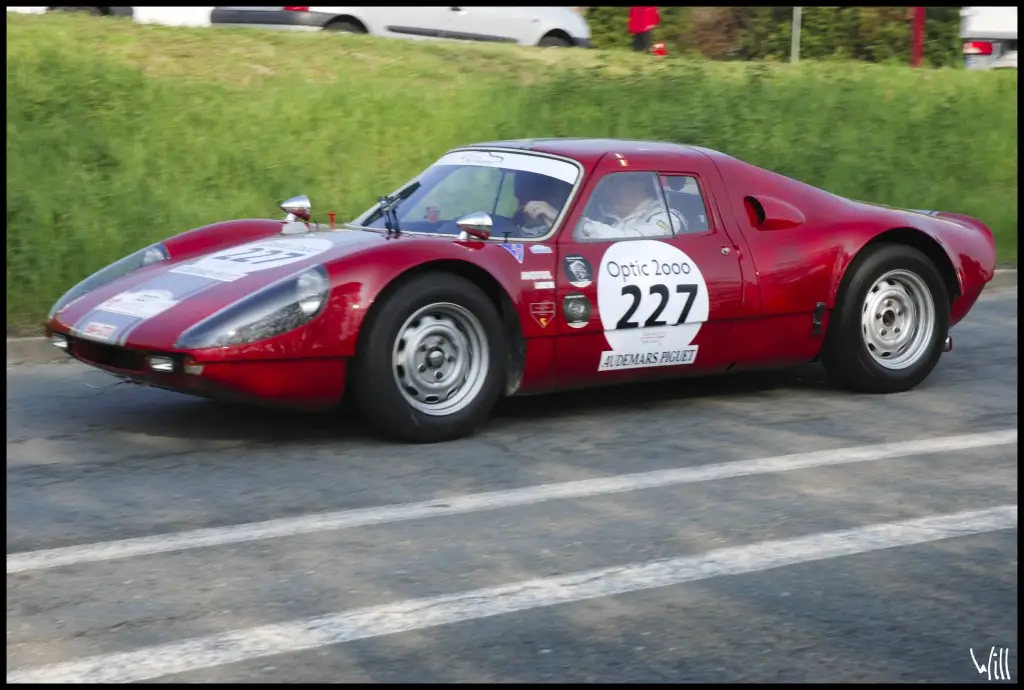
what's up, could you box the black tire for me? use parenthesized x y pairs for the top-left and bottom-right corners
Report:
(324, 19), (364, 34)
(350, 272), (507, 443)
(538, 34), (573, 48)
(821, 243), (950, 394)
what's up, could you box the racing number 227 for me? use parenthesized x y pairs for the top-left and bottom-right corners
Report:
(213, 247), (305, 265)
(616, 283), (698, 329)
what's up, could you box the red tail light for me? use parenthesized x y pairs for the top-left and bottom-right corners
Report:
(284, 6), (310, 11)
(963, 40), (994, 55)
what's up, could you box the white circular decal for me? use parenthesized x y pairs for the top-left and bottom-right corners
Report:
(186, 237), (334, 279)
(596, 240), (709, 372)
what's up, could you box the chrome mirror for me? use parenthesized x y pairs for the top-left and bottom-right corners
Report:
(280, 195), (312, 222)
(456, 211), (493, 241)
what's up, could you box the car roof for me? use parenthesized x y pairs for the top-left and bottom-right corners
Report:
(460, 138), (730, 167)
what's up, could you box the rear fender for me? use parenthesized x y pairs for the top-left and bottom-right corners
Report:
(829, 226), (964, 311)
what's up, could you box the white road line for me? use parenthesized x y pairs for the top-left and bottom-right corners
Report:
(7, 505), (1016, 684)
(6, 429), (1016, 575)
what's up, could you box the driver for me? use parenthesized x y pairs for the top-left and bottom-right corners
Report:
(576, 173), (686, 239)
(514, 173), (570, 237)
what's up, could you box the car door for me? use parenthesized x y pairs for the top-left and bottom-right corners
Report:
(446, 6), (534, 44)
(552, 153), (746, 389)
(133, 7), (216, 26)
(372, 6), (456, 40)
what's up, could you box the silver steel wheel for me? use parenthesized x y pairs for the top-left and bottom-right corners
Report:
(392, 302), (490, 416)
(860, 268), (936, 370)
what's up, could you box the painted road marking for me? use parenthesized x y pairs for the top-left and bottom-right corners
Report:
(6, 430), (1016, 575)
(7, 505), (1016, 684)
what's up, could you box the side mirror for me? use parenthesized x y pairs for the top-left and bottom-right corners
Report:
(281, 195), (312, 222)
(456, 211), (493, 241)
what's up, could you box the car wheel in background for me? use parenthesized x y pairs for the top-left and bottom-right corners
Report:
(821, 243), (950, 394)
(350, 272), (507, 443)
(538, 33), (573, 48)
(324, 19), (365, 34)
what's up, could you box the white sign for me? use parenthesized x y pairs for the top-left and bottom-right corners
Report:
(171, 237), (333, 282)
(596, 240), (709, 372)
(97, 289), (180, 319)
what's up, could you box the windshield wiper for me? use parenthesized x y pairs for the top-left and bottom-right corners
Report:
(375, 194), (402, 236)
(369, 182), (420, 237)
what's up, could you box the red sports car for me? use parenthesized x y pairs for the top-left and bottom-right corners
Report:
(46, 139), (998, 442)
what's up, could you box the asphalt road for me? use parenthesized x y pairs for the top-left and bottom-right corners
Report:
(6, 288), (1018, 683)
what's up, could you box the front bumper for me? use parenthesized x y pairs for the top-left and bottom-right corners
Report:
(53, 332), (347, 411)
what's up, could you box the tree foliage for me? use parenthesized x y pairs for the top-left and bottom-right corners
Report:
(584, 6), (964, 67)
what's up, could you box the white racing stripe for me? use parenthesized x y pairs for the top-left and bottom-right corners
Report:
(7, 505), (1017, 684)
(6, 430), (1016, 574)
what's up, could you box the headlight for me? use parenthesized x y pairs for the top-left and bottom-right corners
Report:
(48, 243), (170, 320)
(175, 265), (330, 349)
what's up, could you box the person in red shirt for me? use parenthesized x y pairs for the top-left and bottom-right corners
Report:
(628, 6), (660, 53)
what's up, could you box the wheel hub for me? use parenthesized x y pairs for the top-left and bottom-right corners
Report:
(860, 269), (935, 370)
(392, 303), (490, 416)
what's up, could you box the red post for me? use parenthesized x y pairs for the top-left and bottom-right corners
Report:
(912, 7), (925, 67)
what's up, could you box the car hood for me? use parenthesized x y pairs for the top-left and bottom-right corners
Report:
(53, 226), (385, 350)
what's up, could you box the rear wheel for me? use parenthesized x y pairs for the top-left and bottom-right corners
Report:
(324, 19), (364, 34)
(350, 272), (506, 443)
(821, 243), (950, 393)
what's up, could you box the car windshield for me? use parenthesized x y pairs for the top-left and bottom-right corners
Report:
(354, 150), (579, 239)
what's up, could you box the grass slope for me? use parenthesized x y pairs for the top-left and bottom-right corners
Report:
(6, 13), (1018, 329)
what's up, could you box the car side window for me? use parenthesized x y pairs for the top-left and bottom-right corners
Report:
(573, 171), (675, 241)
(660, 175), (711, 234)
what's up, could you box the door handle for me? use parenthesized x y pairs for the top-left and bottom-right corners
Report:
(451, 6), (463, 11)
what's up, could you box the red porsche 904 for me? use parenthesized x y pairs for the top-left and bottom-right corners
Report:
(46, 139), (998, 443)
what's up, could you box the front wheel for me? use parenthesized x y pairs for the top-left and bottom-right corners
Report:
(350, 272), (507, 443)
(821, 243), (950, 394)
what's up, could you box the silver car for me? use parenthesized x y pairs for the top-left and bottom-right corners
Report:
(211, 6), (592, 48)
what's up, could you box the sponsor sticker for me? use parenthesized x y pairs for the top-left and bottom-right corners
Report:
(432, 150), (580, 185)
(595, 239), (709, 372)
(81, 322), (117, 342)
(499, 243), (525, 263)
(598, 346), (699, 372)
(529, 301), (555, 328)
(529, 245), (553, 255)
(521, 270), (552, 281)
(563, 293), (591, 329)
(563, 254), (593, 289)
(534, 281), (555, 290)
(96, 289), (180, 320)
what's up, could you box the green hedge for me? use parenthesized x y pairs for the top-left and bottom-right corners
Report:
(586, 6), (963, 67)
(5, 14), (1017, 330)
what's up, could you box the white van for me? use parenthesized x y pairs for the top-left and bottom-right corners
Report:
(960, 6), (1018, 70)
(6, 7), (591, 48)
